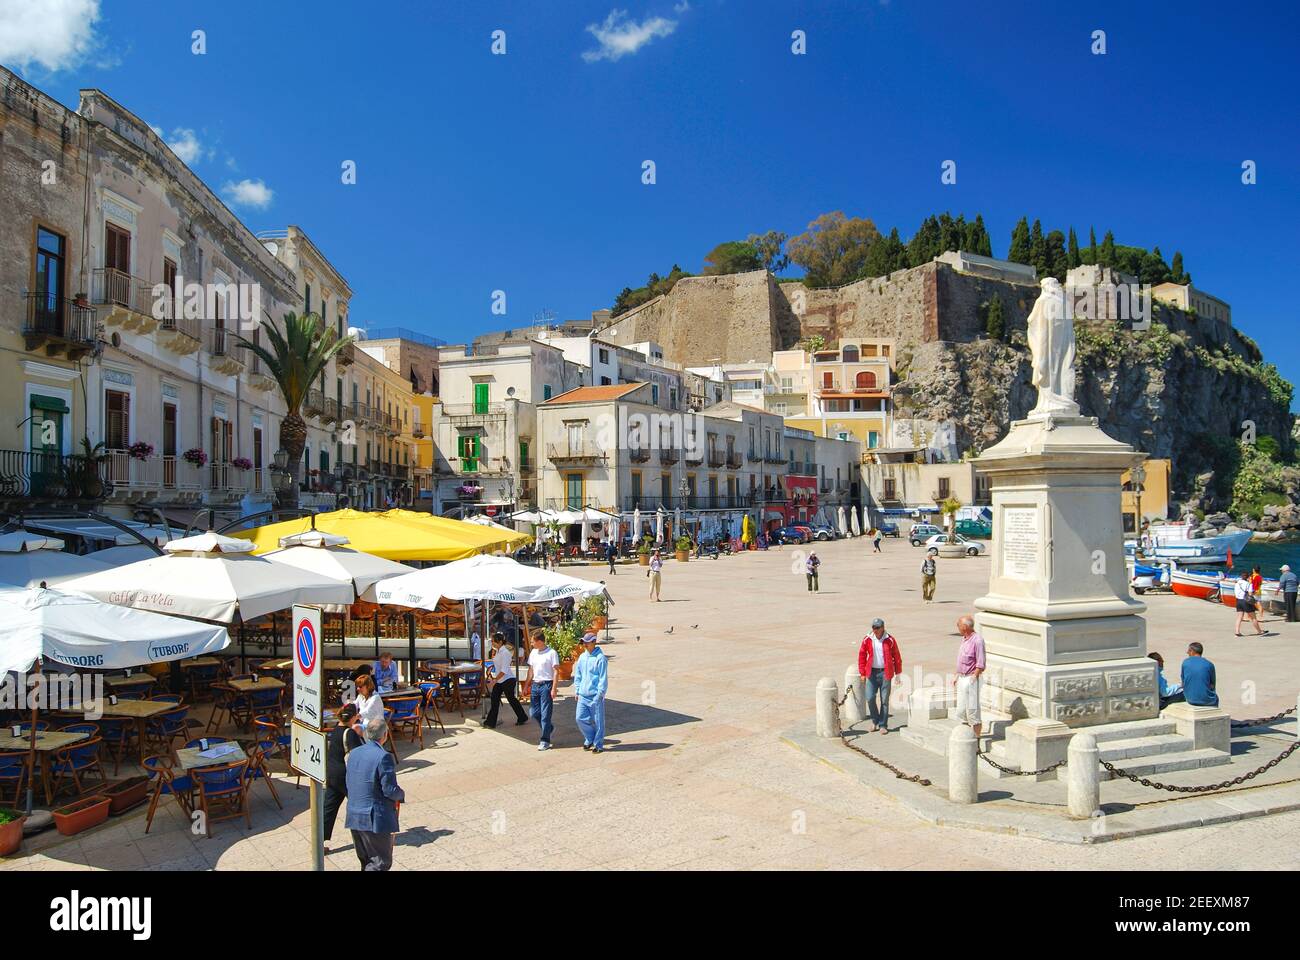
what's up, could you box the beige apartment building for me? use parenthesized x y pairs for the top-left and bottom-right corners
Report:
(786, 339), (895, 450)
(0, 68), (420, 527)
(1151, 282), (1232, 327)
(429, 340), (584, 517)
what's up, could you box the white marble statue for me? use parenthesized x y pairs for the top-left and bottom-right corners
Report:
(1027, 277), (1080, 417)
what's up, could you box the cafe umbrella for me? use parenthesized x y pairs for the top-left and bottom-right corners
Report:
(0, 533), (113, 588)
(59, 530), (354, 668)
(0, 583), (230, 813)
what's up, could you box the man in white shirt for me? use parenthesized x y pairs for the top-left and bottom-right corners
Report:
(484, 638), (528, 728)
(526, 635), (560, 750)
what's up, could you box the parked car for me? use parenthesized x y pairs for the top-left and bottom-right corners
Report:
(876, 521), (900, 537)
(792, 524), (815, 542)
(908, 523), (943, 546)
(808, 521), (838, 541)
(954, 518), (992, 538)
(923, 533), (987, 557)
(771, 525), (810, 544)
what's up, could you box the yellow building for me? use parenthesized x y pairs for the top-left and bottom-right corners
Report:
(1121, 458), (1171, 532)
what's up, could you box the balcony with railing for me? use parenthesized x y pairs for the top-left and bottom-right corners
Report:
(0, 448), (109, 503)
(22, 294), (97, 360)
(747, 448), (763, 463)
(684, 447), (705, 466)
(246, 352), (275, 391)
(547, 442), (606, 466)
(92, 267), (160, 333)
(336, 341), (355, 367)
(445, 402), (506, 427)
(726, 451), (744, 469)
(763, 450), (784, 464)
(156, 306), (203, 356)
(623, 494), (752, 512)
(411, 420), (426, 439)
(658, 447), (680, 465)
(707, 450), (726, 468)
(322, 398), (341, 424)
(103, 449), (162, 501)
(305, 390), (326, 418)
(207, 327), (244, 376)
(629, 445), (651, 463)
(207, 462), (252, 502)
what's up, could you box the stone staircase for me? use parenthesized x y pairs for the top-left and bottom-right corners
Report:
(982, 716), (1231, 781)
(899, 709), (1016, 756)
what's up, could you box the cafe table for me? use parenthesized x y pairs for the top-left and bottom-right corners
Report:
(227, 676), (286, 694)
(103, 672), (158, 694)
(175, 740), (248, 773)
(423, 662), (482, 714)
(72, 697), (176, 768)
(1, 728), (89, 805)
(179, 657), (222, 671)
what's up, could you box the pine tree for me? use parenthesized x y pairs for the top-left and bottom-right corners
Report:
(1008, 217), (1031, 264)
(1067, 227), (1081, 269)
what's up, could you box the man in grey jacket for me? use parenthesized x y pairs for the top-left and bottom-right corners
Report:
(344, 717), (405, 871)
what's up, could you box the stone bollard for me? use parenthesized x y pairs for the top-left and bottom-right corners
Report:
(815, 677), (840, 738)
(948, 725), (978, 804)
(842, 665), (865, 726)
(1067, 732), (1101, 819)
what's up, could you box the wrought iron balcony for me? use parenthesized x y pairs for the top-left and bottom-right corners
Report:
(207, 327), (244, 375)
(0, 448), (109, 503)
(92, 267), (160, 333)
(658, 448), (680, 465)
(22, 293), (96, 360)
(629, 446), (651, 463)
(547, 443), (606, 466)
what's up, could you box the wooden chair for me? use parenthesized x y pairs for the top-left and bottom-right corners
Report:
(252, 716), (298, 790)
(94, 717), (136, 777)
(241, 741), (283, 810)
(142, 754), (193, 833)
(51, 736), (106, 798)
(418, 681), (447, 735)
(191, 759), (251, 838)
(206, 683), (240, 734)
(386, 696), (424, 749)
(143, 706), (189, 755)
(0, 749), (29, 807)
(456, 668), (485, 711)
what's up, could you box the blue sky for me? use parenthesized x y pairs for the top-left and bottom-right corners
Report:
(6, 0), (1298, 407)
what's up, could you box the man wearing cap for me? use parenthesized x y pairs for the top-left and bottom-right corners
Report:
(1280, 564), (1298, 623)
(572, 632), (609, 753)
(857, 618), (903, 733)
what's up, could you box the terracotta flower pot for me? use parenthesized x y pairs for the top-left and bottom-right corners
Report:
(590, 616), (607, 631)
(0, 815), (25, 857)
(104, 776), (151, 815)
(52, 796), (111, 837)
(675, 550), (689, 562)
(638, 554), (650, 566)
(556, 660), (575, 681)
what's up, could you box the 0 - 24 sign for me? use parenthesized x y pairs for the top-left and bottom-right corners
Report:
(290, 720), (327, 784)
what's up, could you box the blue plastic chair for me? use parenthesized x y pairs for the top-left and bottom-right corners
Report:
(142, 754), (193, 833)
(57, 722), (99, 737)
(418, 681), (447, 734)
(145, 707), (189, 754)
(94, 717), (135, 776)
(18, 721), (48, 733)
(387, 695), (424, 748)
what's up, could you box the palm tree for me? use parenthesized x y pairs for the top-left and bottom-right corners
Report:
(236, 311), (351, 507)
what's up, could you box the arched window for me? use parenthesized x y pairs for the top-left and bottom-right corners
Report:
(841, 345), (860, 363)
(855, 371), (877, 390)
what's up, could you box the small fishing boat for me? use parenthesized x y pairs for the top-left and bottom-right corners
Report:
(1169, 568), (1225, 601)
(1217, 576), (1283, 609)
(1126, 522), (1252, 565)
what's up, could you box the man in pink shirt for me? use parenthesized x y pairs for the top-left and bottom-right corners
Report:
(954, 614), (986, 743)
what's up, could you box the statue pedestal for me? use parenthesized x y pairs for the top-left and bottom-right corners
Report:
(973, 413), (1158, 731)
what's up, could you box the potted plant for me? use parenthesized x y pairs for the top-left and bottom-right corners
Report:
(0, 807), (25, 857)
(231, 456), (254, 470)
(580, 594), (609, 631)
(182, 447), (208, 468)
(52, 795), (111, 836)
(545, 621), (581, 680)
(674, 534), (692, 562)
(103, 776), (152, 815)
(66, 437), (108, 499)
(637, 537), (652, 566)
(127, 440), (154, 461)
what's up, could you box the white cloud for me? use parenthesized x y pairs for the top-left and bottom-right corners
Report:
(582, 9), (677, 63)
(673, 1), (691, 11)
(222, 178), (274, 210)
(0, 0), (103, 74)
(165, 128), (203, 164)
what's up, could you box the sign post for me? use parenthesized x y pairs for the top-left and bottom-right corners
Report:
(291, 605), (326, 872)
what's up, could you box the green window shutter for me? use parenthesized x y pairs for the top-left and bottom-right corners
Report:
(30, 394), (70, 413)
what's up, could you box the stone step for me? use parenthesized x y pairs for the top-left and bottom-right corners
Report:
(1097, 734), (1195, 761)
(1100, 748), (1231, 780)
(898, 713), (1011, 756)
(1078, 718), (1178, 743)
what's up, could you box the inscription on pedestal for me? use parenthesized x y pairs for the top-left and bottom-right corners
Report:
(1001, 507), (1041, 580)
(1051, 675), (1104, 701)
(1105, 670), (1155, 693)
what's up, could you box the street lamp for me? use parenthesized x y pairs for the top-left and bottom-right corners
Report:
(1130, 461), (1147, 541)
(271, 448), (295, 506)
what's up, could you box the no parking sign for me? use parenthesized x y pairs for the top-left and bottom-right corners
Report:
(292, 605), (323, 731)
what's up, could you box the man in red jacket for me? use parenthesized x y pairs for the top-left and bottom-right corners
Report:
(857, 618), (903, 733)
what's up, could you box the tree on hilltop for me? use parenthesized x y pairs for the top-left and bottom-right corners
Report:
(786, 211), (881, 287)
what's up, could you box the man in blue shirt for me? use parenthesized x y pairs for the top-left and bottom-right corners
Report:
(1148, 652), (1183, 708)
(1179, 643), (1218, 707)
(372, 652), (400, 693)
(572, 632), (609, 753)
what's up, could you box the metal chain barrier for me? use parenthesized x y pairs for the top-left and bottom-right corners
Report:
(1230, 705), (1296, 729)
(834, 684), (932, 786)
(977, 753), (1067, 777)
(1100, 740), (1300, 794)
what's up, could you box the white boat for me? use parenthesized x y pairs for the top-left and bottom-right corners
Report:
(1126, 522), (1252, 565)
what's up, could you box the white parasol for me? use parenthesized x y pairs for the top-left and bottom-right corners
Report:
(363, 554), (607, 608)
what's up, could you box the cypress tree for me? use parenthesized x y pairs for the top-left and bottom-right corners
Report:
(1067, 227), (1081, 268)
(984, 297), (1005, 340)
(1100, 230), (1116, 267)
(1029, 219), (1047, 276)
(1089, 226), (1098, 263)
(1171, 251), (1187, 284)
(1008, 217), (1031, 264)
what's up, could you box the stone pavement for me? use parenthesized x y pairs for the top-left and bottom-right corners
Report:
(5, 536), (1300, 870)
